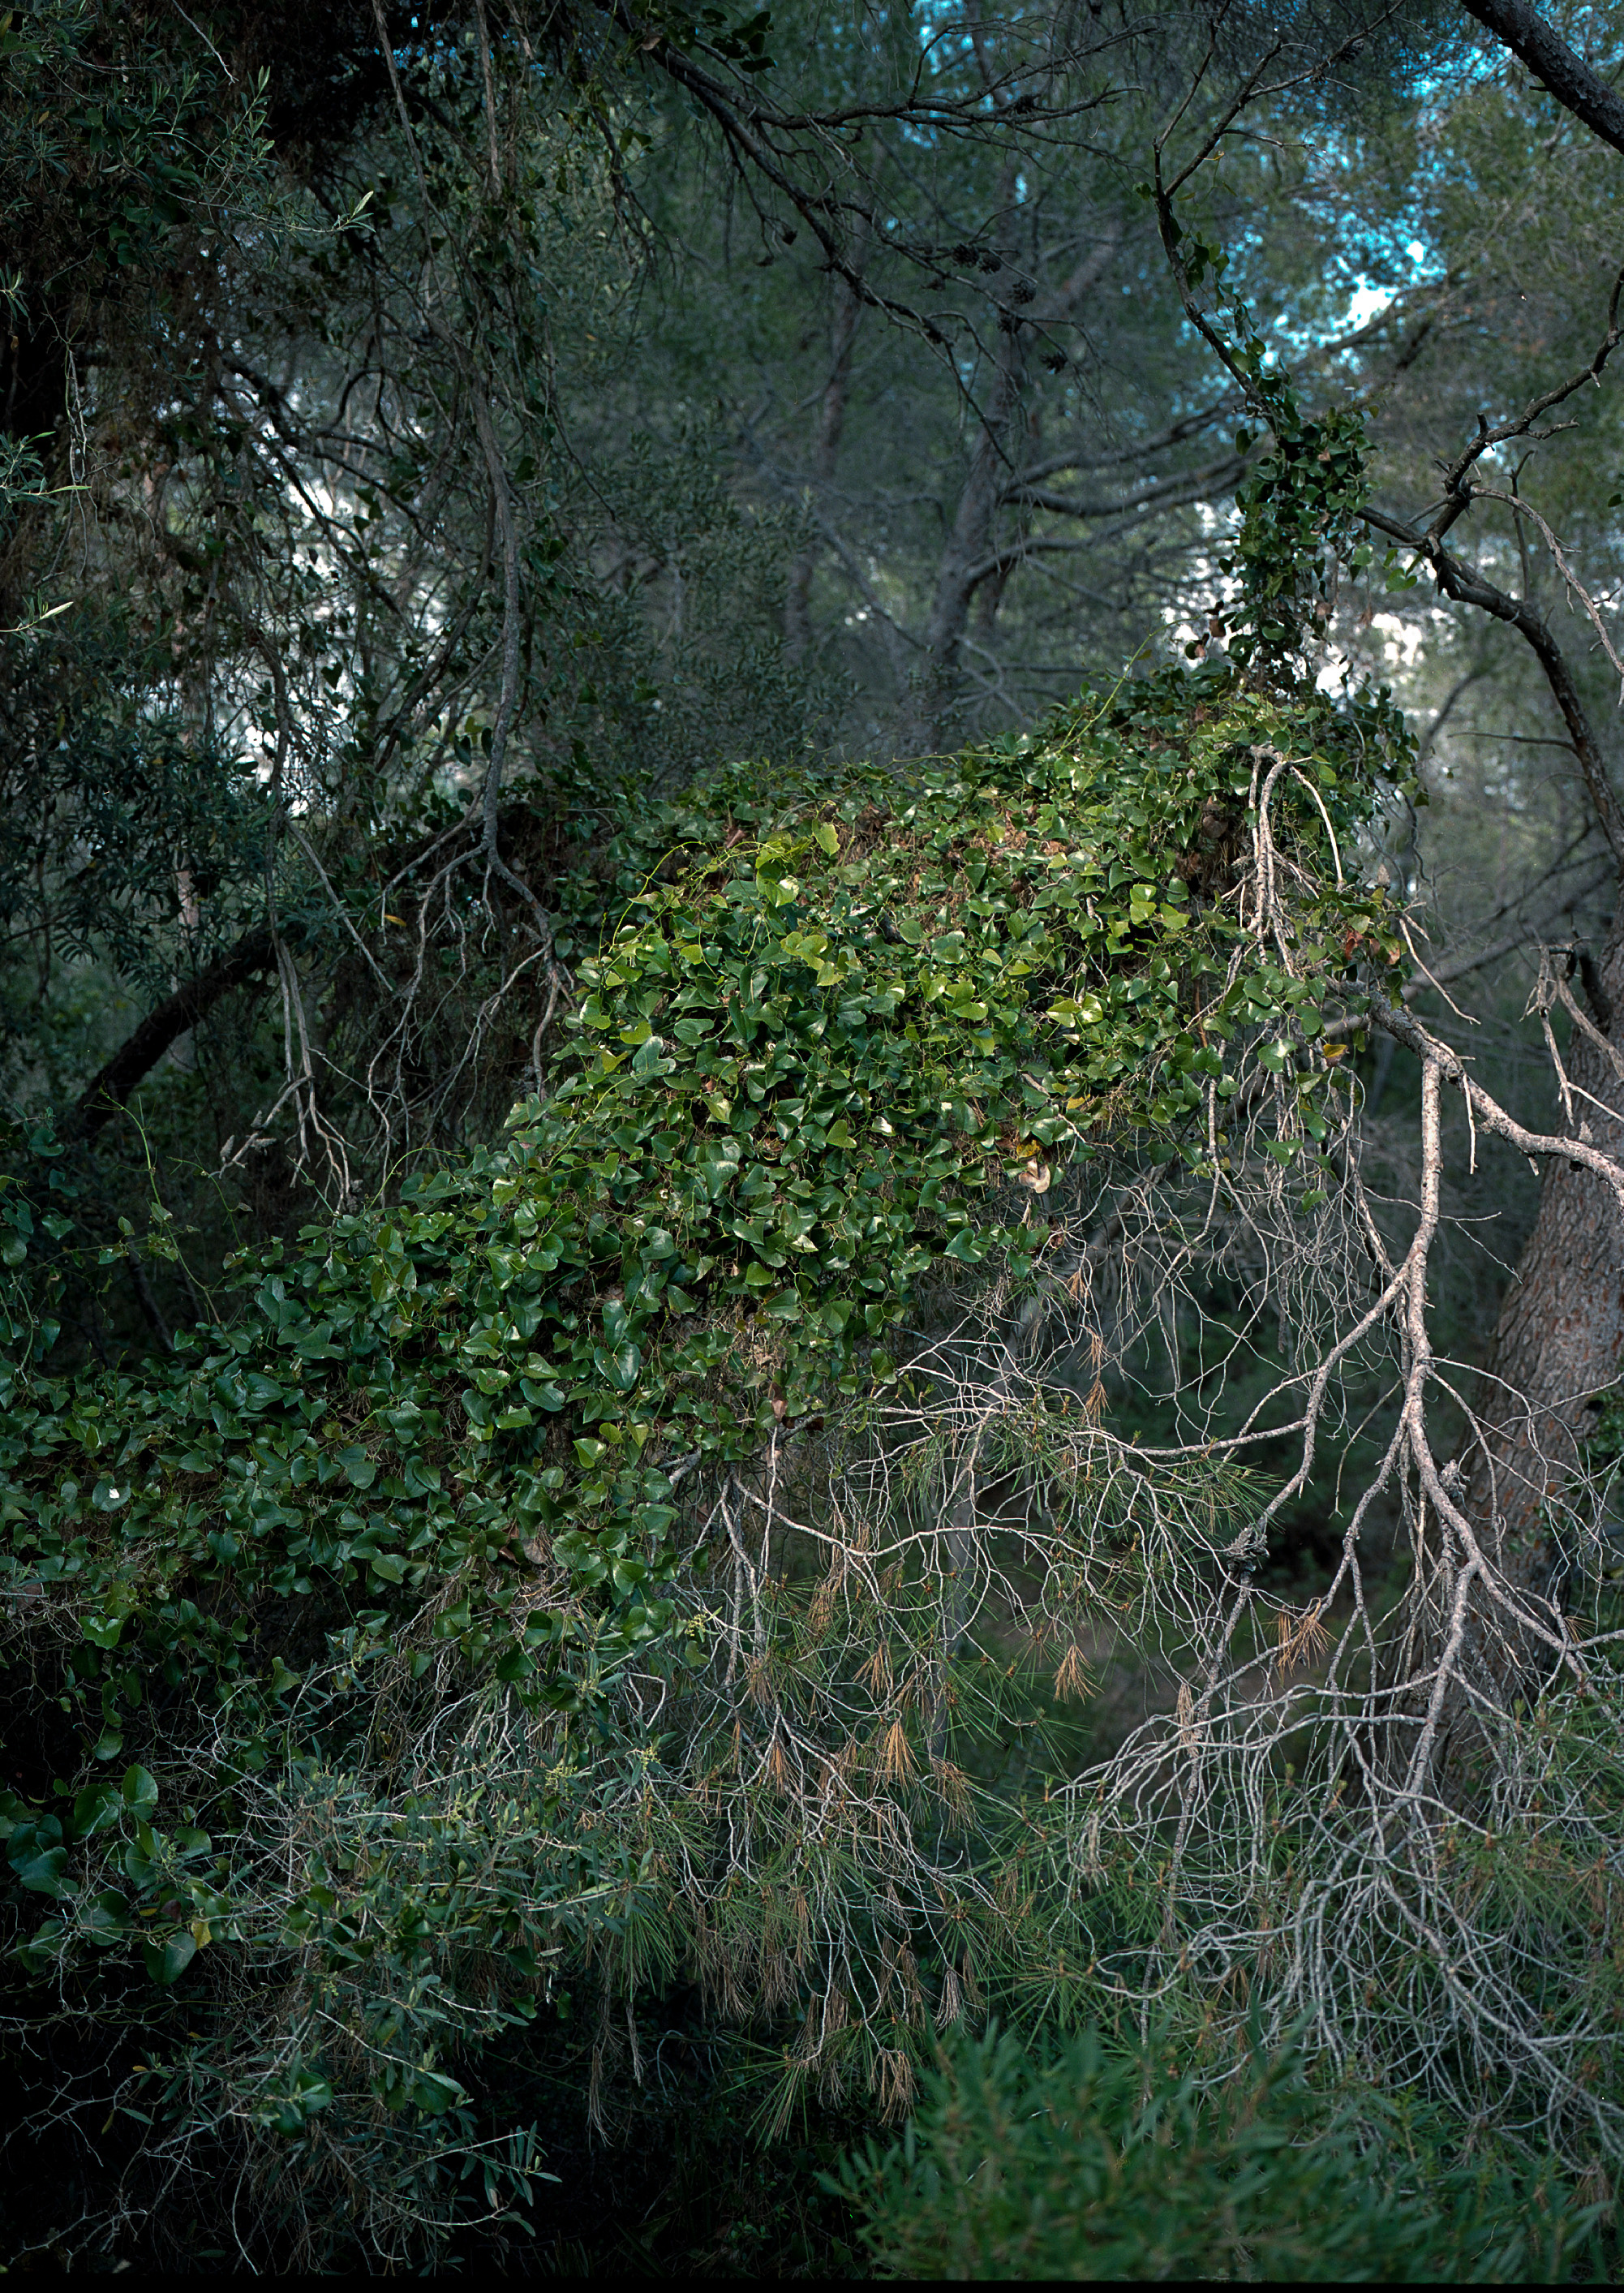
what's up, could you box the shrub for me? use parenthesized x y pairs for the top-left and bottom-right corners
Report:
(836, 2023), (1596, 2282)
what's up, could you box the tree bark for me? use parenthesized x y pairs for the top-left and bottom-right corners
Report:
(1458, 0), (1624, 160)
(913, 296), (1030, 752)
(1364, 504), (1624, 1595)
(1465, 914), (1624, 1582)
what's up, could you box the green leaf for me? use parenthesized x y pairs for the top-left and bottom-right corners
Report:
(594, 1340), (642, 1392)
(71, 1785), (121, 1840)
(410, 2068), (467, 2116)
(293, 2071), (334, 2112)
(83, 1889), (131, 1944)
(142, 1931), (198, 1986)
(12, 1844), (68, 1898)
(122, 1766), (159, 1817)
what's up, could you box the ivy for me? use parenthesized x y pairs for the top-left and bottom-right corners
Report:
(1151, 191), (1431, 682)
(2, 662), (1410, 1691)
(0, 660), (1408, 2148)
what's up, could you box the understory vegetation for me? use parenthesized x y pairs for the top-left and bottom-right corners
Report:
(7, 0), (1624, 2276)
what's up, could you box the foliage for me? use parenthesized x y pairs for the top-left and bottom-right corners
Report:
(1154, 194), (1416, 673)
(9, 2), (1624, 2271)
(837, 2021), (1599, 2282)
(0, 663), (1407, 1714)
(0, 1), (271, 336)
(0, 685), (271, 1004)
(0, 660), (1419, 2261)
(0, 0), (273, 643)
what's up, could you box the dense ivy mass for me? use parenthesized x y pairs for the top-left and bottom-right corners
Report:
(0, 664), (1410, 2211)
(2, 666), (1405, 1676)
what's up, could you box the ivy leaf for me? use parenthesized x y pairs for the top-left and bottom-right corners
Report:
(71, 1785), (121, 1840)
(142, 1931), (197, 1987)
(12, 1843), (68, 1897)
(83, 1890), (131, 1943)
(8, 1818), (68, 1897)
(592, 1341), (642, 1392)
(122, 1766), (159, 1816)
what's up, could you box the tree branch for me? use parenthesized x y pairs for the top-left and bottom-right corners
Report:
(1458, 0), (1624, 158)
(1362, 504), (1624, 867)
(71, 927), (277, 1142)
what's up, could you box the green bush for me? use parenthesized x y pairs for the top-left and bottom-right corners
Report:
(836, 2024), (1597, 2282)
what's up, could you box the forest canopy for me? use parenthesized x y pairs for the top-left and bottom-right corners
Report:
(6, 0), (1624, 2273)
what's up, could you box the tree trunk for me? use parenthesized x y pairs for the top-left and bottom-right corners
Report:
(784, 243), (866, 664)
(1466, 913), (1624, 1585)
(913, 295), (1029, 754)
(912, 224), (1120, 752)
